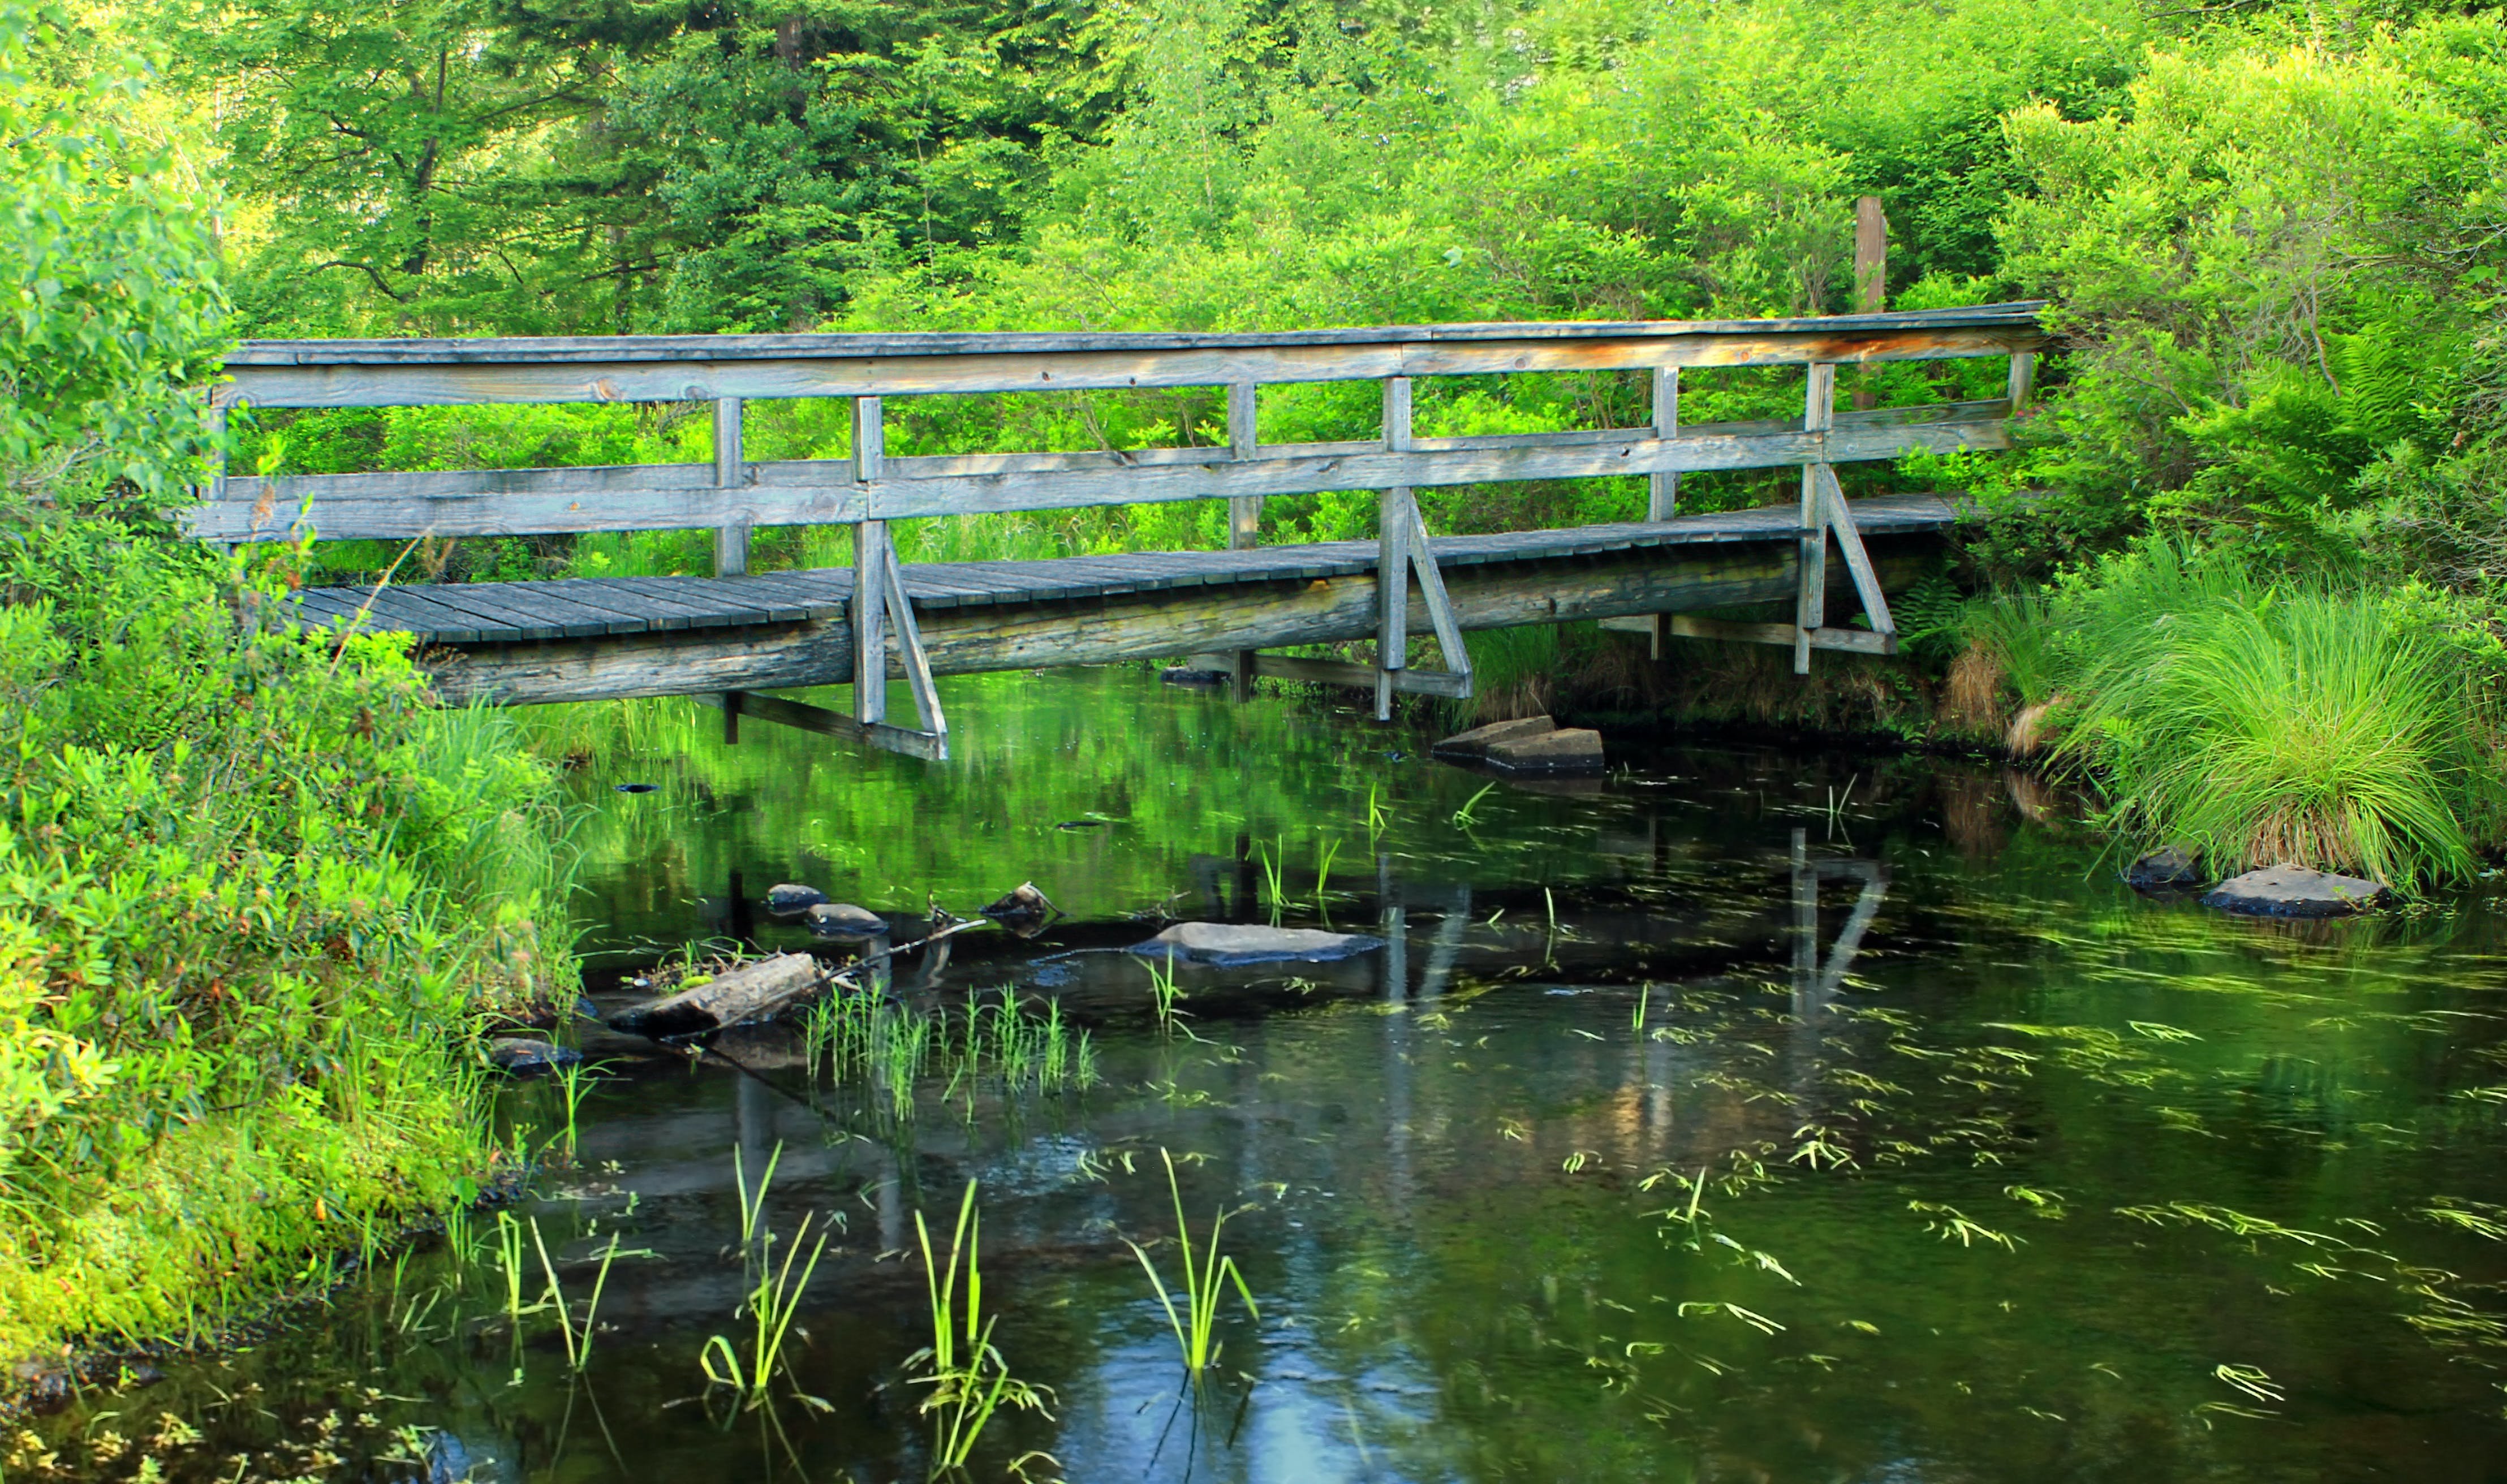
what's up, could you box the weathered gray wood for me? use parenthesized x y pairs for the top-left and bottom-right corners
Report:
(855, 522), (889, 727)
(184, 401), (2013, 543)
(1378, 377), (1414, 720)
(2008, 351), (2037, 413)
(609, 952), (826, 1037)
(1227, 379), (1260, 554)
(691, 688), (947, 761)
(1671, 615), (1898, 656)
(880, 536), (951, 760)
(1648, 365), (1681, 522)
(221, 332), (2052, 410)
(226, 303), (2046, 365)
(423, 524), (1940, 704)
(1407, 499), (1471, 695)
(1796, 363), (1837, 675)
(1255, 652), (1473, 699)
(713, 398), (748, 577)
(1815, 464), (1896, 640)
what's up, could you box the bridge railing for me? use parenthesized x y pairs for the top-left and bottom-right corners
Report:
(192, 304), (2045, 737)
(194, 304), (2044, 551)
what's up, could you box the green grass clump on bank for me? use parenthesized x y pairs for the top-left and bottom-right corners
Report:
(0, 520), (576, 1363)
(1965, 543), (2506, 886)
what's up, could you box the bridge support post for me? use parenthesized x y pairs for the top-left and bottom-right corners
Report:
(1648, 365), (1681, 659)
(848, 396), (950, 760)
(1794, 364), (1836, 675)
(1227, 380), (1260, 702)
(713, 398), (748, 577)
(1371, 377), (1471, 719)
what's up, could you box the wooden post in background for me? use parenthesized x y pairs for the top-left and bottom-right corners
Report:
(713, 398), (748, 576)
(1853, 197), (1887, 412)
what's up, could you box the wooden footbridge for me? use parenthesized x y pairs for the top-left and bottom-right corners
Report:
(194, 304), (2045, 760)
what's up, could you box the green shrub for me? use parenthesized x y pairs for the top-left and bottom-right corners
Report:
(1979, 541), (2507, 885)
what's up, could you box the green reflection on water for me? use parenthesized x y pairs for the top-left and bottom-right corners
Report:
(31, 669), (2507, 1483)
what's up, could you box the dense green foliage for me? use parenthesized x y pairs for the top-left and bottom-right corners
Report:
(1, 0), (571, 1361)
(10, 0), (2507, 1370)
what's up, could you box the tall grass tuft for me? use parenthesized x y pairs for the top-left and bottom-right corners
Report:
(2062, 585), (2492, 884)
(1971, 539), (2503, 885)
(1123, 1149), (1260, 1380)
(910, 1180), (1053, 1476)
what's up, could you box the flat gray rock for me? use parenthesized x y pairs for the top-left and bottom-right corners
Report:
(1133, 921), (1386, 966)
(803, 901), (888, 939)
(765, 882), (828, 916)
(2125, 846), (2207, 892)
(2202, 865), (2390, 918)
(1486, 727), (1604, 775)
(485, 1037), (583, 1075)
(1432, 714), (1555, 758)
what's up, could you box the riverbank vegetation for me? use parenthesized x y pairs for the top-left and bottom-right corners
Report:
(10, 0), (2507, 1382)
(2, 3), (575, 1369)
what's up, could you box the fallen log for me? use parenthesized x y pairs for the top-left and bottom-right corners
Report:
(609, 952), (828, 1038)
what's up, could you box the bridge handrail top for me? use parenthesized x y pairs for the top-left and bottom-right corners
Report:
(227, 302), (2048, 369)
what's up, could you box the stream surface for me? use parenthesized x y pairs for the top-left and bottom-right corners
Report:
(29, 669), (2507, 1482)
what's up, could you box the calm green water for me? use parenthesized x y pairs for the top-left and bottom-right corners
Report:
(32, 670), (2507, 1482)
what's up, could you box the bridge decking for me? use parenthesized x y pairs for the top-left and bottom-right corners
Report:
(292, 494), (1966, 647)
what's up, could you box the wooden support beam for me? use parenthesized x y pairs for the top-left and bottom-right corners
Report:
(1814, 464), (1897, 640)
(1648, 364), (1680, 658)
(1796, 363), (1836, 675)
(1227, 379), (1259, 700)
(692, 690), (946, 761)
(422, 533), (1938, 706)
(1379, 376), (1413, 721)
(2008, 351), (2037, 413)
(1668, 614), (1898, 656)
(713, 398), (748, 576)
(1250, 653), (1473, 699)
(852, 396), (886, 728)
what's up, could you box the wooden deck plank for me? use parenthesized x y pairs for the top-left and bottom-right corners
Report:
(296, 495), (1969, 642)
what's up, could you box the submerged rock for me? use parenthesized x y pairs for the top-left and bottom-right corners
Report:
(2125, 846), (2208, 893)
(1485, 727), (1604, 776)
(802, 901), (888, 939)
(485, 1037), (583, 1075)
(980, 881), (1060, 937)
(765, 882), (828, 916)
(2202, 865), (2390, 918)
(1431, 714), (1555, 758)
(1134, 921), (1385, 967)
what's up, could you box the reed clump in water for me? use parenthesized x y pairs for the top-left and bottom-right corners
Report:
(1965, 541), (2506, 885)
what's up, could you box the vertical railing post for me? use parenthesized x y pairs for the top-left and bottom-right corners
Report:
(852, 395), (887, 728)
(206, 398), (235, 558)
(2006, 351), (2037, 414)
(1647, 364), (1681, 659)
(713, 397), (748, 577)
(1226, 380), (1260, 702)
(1376, 376), (1414, 722)
(1795, 363), (1836, 675)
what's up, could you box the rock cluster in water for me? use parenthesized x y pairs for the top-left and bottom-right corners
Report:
(1134, 921), (1385, 966)
(1430, 714), (1604, 775)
